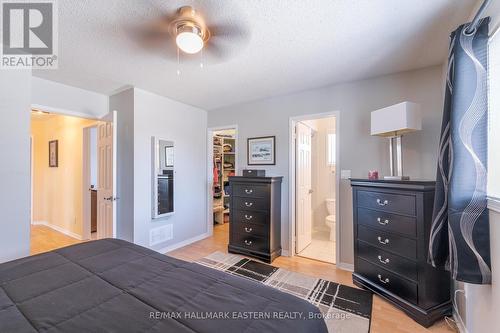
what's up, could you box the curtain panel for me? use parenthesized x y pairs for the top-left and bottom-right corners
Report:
(428, 18), (491, 284)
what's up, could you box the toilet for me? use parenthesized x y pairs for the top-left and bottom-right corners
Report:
(325, 198), (336, 241)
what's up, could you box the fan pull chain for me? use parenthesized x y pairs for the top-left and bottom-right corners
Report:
(200, 48), (204, 69)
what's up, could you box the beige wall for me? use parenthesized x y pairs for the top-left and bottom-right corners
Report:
(31, 114), (97, 238)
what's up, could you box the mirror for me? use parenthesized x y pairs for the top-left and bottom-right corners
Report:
(152, 138), (174, 218)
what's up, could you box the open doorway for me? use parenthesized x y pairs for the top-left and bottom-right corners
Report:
(208, 126), (238, 242)
(30, 109), (117, 254)
(291, 113), (339, 264)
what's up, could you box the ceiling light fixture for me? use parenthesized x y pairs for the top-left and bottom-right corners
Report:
(171, 6), (209, 55)
(176, 24), (204, 54)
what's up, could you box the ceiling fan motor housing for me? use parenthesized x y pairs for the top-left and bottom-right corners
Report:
(171, 6), (210, 42)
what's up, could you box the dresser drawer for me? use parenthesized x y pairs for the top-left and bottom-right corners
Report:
(358, 208), (416, 237)
(233, 197), (269, 212)
(358, 225), (417, 260)
(232, 221), (268, 238)
(231, 233), (269, 253)
(357, 258), (418, 304)
(232, 210), (268, 226)
(358, 240), (418, 281)
(232, 184), (269, 198)
(357, 190), (416, 216)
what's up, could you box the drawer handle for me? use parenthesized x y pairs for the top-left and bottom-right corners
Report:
(377, 274), (390, 284)
(245, 202), (253, 207)
(244, 227), (253, 233)
(244, 240), (252, 246)
(376, 199), (389, 206)
(377, 236), (390, 245)
(378, 255), (390, 264)
(377, 217), (389, 225)
(244, 214), (253, 220)
(245, 189), (253, 194)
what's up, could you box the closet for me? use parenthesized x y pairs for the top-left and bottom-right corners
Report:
(213, 130), (236, 224)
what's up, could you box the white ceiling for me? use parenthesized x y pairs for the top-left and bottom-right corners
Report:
(33, 0), (477, 110)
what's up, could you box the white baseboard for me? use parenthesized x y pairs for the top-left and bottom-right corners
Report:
(281, 249), (290, 257)
(32, 221), (84, 240)
(337, 262), (354, 272)
(157, 232), (211, 254)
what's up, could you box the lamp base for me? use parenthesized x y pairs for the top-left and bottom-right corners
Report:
(384, 175), (410, 181)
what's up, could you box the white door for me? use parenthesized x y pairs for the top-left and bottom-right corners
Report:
(296, 122), (313, 253)
(97, 111), (117, 239)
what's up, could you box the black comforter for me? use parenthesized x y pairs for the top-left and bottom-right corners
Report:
(0, 239), (327, 332)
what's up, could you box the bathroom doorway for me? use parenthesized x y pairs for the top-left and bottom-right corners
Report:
(292, 113), (339, 264)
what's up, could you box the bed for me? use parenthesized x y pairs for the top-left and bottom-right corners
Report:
(0, 239), (327, 332)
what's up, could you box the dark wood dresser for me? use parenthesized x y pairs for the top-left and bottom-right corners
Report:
(351, 179), (451, 327)
(228, 176), (282, 263)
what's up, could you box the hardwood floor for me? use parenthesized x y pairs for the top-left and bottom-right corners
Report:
(30, 223), (456, 333)
(30, 225), (82, 255)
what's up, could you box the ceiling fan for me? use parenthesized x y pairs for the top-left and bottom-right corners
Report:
(129, 5), (249, 64)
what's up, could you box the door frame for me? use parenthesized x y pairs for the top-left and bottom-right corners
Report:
(289, 111), (340, 264)
(206, 125), (239, 237)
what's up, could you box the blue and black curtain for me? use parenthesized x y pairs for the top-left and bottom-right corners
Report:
(428, 18), (491, 284)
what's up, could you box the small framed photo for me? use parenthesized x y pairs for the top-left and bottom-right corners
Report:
(247, 136), (276, 165)
(49, 140), (58, 167)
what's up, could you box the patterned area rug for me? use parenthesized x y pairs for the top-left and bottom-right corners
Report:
(196, 252), (372, 333)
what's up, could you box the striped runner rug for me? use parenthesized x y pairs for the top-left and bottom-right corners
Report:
(196, 252), (372, 333)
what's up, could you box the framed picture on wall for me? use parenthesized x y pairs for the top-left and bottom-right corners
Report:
(49, 140), (58, 167)
(247, 136), (276, 165)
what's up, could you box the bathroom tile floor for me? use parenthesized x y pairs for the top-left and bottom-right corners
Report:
(297, 229), (335, 264)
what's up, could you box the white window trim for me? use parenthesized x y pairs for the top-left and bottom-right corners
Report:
(488, 197), (500, 213)
(487, 26), (500, 203)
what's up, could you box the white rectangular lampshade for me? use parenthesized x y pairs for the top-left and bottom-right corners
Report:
(371, 102), (422, 137)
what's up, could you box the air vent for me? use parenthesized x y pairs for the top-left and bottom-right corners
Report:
(150, 224), (173, 246)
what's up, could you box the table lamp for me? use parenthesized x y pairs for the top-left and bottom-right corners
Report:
(371, 102), (422, 180)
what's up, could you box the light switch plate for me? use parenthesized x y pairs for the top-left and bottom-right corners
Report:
(340, 170), (351, 179)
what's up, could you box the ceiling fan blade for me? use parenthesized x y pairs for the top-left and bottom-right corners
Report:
(196, 22), (250, 63)
(209, 23), (250, 43)
(202, 42), (232, 63)
(124, 11), (176, 53)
